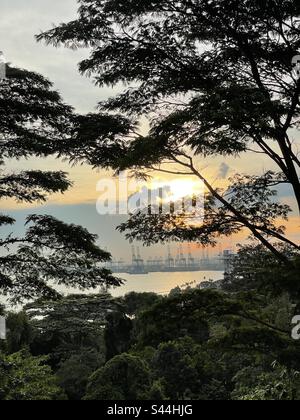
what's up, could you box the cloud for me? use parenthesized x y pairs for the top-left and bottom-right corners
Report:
(217, 162), (230, 179)
(0, 0), (122, 113)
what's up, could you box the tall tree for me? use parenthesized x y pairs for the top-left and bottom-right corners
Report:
(84, 353), (151, 400)
(0, 65), (121, 304)
(0, 350), (64, 400)
(38, 0), (300, 264)
(25, 294), (120, 364)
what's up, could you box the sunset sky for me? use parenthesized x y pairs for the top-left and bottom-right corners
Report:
(1, 0), (299, 260)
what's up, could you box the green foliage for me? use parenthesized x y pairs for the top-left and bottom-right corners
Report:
(232, 363), (300, 401)
(26, 294), (115, 366)
(146, 379), (167, 401)
(2, 281), (300, 400)
(5, 312), (33, 354)
(134, 290), (220, 347)
(0, 350), (64, 400)
(84, 354), (151, 400)
(118, 292), (162, 316)
(1, 247), (300, 400)
(56, 351), (104, 400)
(224, 244), (300, 295)
(104, 308), (133, 361)
(8, 0), (300, 401)
(152, 338), (200, 399)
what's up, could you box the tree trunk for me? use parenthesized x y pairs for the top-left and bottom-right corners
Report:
(279, 135), (300, 214)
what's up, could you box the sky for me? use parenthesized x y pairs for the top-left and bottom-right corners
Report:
(0, 0), (299, 260)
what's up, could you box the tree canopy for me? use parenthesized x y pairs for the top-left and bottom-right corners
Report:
(84, 353), (151, 400)
(1, 265), (300, 400)
(38, 0), (300, 264)
(0, 350), (64, 400)
(0, 65), (121, 303)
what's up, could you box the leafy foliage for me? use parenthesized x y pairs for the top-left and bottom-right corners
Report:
(84, 354), (151, 400)
(0, 350), (64, 400)
(26, 294), (120, 365)
(224, 244), (300, 296)
(0, 216), (121, 304)
(37, 0), (300, 262)
(0, 65), (121, 303)
(56, 351), (103, 400)
(2, 250), (300, 400)
(232, 363), (300, 400)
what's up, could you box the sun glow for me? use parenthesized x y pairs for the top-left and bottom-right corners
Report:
(168, 179), (202, 201)
(150, 179), (205, 209)
(151, 178), (203, 202)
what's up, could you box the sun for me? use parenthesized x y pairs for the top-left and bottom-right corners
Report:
(168, 179), (202, 201)
(150, 178), (203, 202)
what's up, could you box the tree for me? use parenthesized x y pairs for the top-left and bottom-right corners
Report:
(134, 290), (211, 347)
(25, 294), (117, 366)
(232, 363), (300, 400)
(0, 65), (121, 304)
(4, 312), (32, 354)
(224, 243), (300, 296)
(152, 337), (230, 400)
(152, 338), (200, 399)
(56, 351), (103, 400)
(38, 0), (300, 264)
(0, 350), (64, 400)
(118, 291), (162, 316)
(84, 353), (151, 400)
(17, 294), (133, 399)
(104, 308), (133, 361)
(133, 287), (300, 369)
(146, 379), (167, 400)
